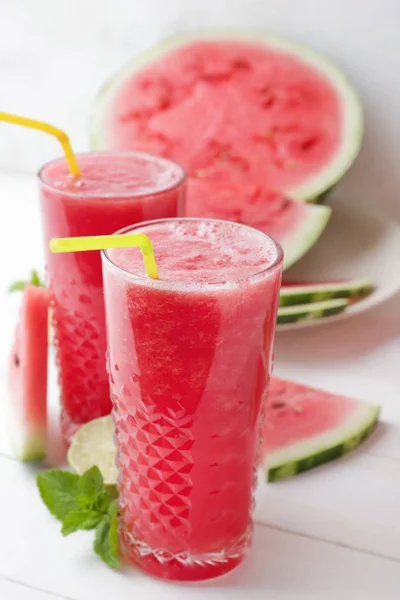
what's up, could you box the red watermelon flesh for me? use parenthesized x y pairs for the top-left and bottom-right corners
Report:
(8, 284), (49, 460)
(188, 180), (312, 239)
(264, 377), (380, 481)
(107, 40), (342, 192)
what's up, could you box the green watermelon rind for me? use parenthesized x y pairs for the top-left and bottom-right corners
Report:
(277, 297), (349, 324)
(282, 204), (331, 271)
(279, 277), (374, 306)
(17, 427), (47, 461)
(5, 393), (47, 461)
(90, 29), (363, 201)
(265, 402), (380, 482)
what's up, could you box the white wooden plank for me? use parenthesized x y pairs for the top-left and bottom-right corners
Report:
(255, 451), (400, 561)
(0, 577), (67, 600)
(0, 457), (399, 600)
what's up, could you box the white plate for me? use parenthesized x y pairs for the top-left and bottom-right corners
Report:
(277, 196), (400, 331)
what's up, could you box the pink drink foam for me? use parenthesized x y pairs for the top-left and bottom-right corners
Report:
(108, 219), (279, 283)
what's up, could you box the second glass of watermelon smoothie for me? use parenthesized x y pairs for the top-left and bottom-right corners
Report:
(101, 218), (283, 581)
(38, 152), (186, 442)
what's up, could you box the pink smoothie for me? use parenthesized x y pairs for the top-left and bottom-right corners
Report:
(39, 152), (186, 442)
(102, 218), (283, 581)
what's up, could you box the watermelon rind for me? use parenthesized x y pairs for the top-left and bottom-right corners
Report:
(277, 298), (349, 324)
(17, 428), (47, 462)
(90, 29), (363, 201)
(282, 204), (331, 270)
(5, 389), (47, 461)
(279, 277), (374, 306)
(266, 402), (380, 482)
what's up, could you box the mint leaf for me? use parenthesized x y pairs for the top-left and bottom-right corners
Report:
(62, 510), (102, 536)
(79, 466), (104, 500)
(30, 270), (45, 287)
(8, 281), (27, 293)
(76, 494), (92, 509)
(94, 501), (120, 569)
(36, 469), (80, 521)
(93, 490), (111, 514)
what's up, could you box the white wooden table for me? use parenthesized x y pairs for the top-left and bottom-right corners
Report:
(0, 172), (399, 599)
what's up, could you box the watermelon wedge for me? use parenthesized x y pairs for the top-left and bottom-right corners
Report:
(7, 284), (49, 460)
(277, 298), (349, 325)
(264, 378), (380, 481)
(90, 31), (362, 268)
(187, 183), (331, 270)
(279, 277), (374, 306)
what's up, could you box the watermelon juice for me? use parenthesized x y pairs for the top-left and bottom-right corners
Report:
(38, 152), (186, 442)
(101, 218), (283, 581)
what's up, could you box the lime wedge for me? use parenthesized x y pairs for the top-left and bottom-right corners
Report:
(67, 415), (117, 485)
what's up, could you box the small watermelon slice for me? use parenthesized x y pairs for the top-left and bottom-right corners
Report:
(7, 284), (49, 460)
(277, 297), (348, 325)
(264, 378), (380, 482)
(279, 277), (374, 306)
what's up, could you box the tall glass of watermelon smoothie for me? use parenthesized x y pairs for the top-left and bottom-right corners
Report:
(101, 217), (283, 581)
(39, 152), (186, 443)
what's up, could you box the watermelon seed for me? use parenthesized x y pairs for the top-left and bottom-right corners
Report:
(271, 402), (285, 410)
(13, 353), (20, 367)
(233, 58), (251, 70)
(301, 137), (319, 152)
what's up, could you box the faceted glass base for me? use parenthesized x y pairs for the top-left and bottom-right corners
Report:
(122, 541), (246, 581)
(121, 529), (251, 581)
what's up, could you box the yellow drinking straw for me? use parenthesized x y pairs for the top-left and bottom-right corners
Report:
(50, 234), (159, 280)
(0, 112), (81, 177)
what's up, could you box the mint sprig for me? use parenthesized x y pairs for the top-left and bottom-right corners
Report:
(36, 466), (120, 569)
(9, 269), (45, 293)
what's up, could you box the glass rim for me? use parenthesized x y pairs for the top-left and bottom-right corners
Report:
(101, 217), (284, 292)
(37, 150), (187, 199)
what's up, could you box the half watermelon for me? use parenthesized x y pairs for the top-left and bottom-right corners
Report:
(90, 31), (362, 268)
(264, 378), (380, 481)
(7, 284), (49, 460)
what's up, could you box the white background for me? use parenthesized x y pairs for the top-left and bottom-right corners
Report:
(0, 2), (400, 599)
(0, 0), (399, 220)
